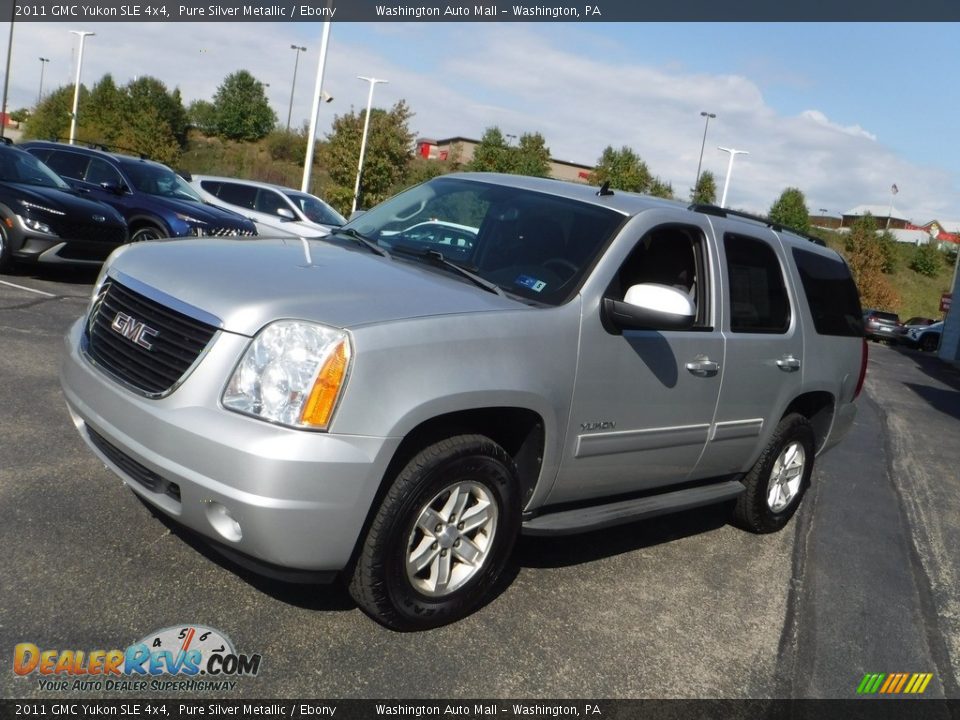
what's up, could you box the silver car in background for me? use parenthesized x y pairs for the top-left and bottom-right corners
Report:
(188, 174), (346, 238)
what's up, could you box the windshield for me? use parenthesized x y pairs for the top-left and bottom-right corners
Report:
(0, 150), (70, 189)
(343, 177), (625, 306)
(118, 160), (203, 201)
(284, 191), (347, 226)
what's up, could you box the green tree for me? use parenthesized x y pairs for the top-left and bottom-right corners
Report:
(319, 100), (415, 214)
(187, 99), (217, 132)
(769, 187), (811, 234)
(589, 145), (653, 193)
(649, 177), (674, 199)
(9, 108), (29, 123)
(876, 230), (898, 274)
(468, 127), (512, 173)
(211, 70), (276, 141)
(23, 85), (75, 141)
(511, 132), (551, 177)
(844, 214), (899, 310)
(910, 242), (944, 278)
(123, 77), (189, 146)
(80, 74), (125, 145)
(691, 170), (717, 204)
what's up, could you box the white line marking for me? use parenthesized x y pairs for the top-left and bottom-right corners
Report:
(0, 279), (57, 297)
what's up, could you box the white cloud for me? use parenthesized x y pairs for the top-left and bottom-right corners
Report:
(3, 21), (956, 223)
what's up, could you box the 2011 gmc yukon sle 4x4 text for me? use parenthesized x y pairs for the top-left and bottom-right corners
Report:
(60, 173), (867, 630)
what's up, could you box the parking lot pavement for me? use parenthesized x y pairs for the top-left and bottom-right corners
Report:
(860, 343), (960, 692)
(1, 272), (957, 700)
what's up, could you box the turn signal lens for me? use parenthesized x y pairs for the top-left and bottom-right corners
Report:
(300, 339), (351, 428)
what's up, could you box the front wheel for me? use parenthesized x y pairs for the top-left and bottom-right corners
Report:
(0, 223), (14, 273)
(733, 413), (815, 534)
(920, 334), (940, 352)
(349, 434), (520, 631)
(130, 225), (165, 243)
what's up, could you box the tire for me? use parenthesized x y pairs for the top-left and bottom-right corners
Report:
(349, 434), (521, 631)
(0, 223), (13, 274)
(733, 413), (815, 534)
(920, 334), (939, 353)
(130, 225), (165, 243)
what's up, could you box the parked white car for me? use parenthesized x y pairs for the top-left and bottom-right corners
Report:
(187, 175), (346, 238)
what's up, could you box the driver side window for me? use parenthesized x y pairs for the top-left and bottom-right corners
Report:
(613, 225), (710, 328)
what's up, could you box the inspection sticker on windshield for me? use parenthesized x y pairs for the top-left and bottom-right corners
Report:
(515, 275), (547, 292)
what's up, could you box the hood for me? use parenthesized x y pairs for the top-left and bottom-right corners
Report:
(107, 237), (528, 336)
(0, 183), (125, 225)
(145, 195), (253, 229)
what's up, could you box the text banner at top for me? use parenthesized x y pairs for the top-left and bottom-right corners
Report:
(1, 0), (960, 21)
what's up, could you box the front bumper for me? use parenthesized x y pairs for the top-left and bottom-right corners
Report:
(61, 317), (400, 572)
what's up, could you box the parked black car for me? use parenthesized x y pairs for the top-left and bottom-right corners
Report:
(0, 140), (127, 272)
(19, 141), (256, 243)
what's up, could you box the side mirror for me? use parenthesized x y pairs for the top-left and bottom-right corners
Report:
(276, 208), (296, 221)
(603, 283), (696, 332)
(100, 182), (125, 196)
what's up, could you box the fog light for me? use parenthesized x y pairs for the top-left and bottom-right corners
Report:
(205, 501), (242, 542)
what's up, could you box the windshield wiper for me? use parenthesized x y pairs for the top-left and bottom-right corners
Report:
(332, 227), (390, 258)
(392, 245), (504, 297)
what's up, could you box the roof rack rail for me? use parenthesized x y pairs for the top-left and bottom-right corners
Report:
(49, 136), (151, 160)
(688, 203), (825, 247)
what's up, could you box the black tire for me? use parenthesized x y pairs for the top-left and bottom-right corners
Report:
(0, 223), (14, 274)
(130, 225), (165, 243)
(349, 434), (521, 631)
(920, 334), (939, 353)
(733, 413), (816, 534)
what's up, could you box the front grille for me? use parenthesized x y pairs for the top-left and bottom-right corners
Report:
(55, 220), (127, 245)
(85, 279), (217, 395)
(201, 226), (257, 237)
(87, 426), (181, 503)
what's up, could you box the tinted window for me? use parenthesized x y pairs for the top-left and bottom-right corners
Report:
(792, 249), (864, 337)
(216, 182), (257, 209)
(45, 150), (89, 180)
(725, 234), (790, 334)
(0, 149), (70, 189)
(85, 158), (122, 186)
(254, 189), (288, 216)
(200, 180), (223, 195)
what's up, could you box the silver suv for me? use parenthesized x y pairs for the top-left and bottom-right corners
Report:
(61, 173), (867, 630)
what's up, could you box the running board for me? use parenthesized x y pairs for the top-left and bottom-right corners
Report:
(521, 480), (745, 536)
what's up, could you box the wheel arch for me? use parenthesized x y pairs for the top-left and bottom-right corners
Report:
(782, 391), (835, 454)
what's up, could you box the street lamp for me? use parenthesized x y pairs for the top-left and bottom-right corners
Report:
(694, 111), (715, 197)
(68, 30), (94, 145)
(351, 75), (388, 214)
(718, 146), (749, 209)
(37, 57), (49, 105)
(286, 44), (306, 131)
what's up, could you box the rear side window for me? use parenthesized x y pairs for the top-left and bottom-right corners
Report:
(724, 234), (790, 334)
(216, 182), (257, 209)
(45, 151), (89, 181)
(793, 248), (864, 336)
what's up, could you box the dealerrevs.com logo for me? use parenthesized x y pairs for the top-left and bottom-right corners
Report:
(13, 625), (261, 692)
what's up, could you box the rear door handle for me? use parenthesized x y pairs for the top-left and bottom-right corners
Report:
(685, 357), (720, 377)
(776, 355), (801, 372)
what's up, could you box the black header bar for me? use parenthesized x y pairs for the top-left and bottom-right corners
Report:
(0, 0), (959, 22)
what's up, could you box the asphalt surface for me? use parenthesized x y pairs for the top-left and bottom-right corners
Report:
(1, 266), (958, 700)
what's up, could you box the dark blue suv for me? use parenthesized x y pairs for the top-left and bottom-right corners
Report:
(20, 141), (256, 242)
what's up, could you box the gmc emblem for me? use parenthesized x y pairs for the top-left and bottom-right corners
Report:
(110, 312), (159, 350)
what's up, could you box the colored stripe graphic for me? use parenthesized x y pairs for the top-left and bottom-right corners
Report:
(857, 672), (932, 694)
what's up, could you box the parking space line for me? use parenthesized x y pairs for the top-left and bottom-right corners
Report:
(0, 280), (57, 298)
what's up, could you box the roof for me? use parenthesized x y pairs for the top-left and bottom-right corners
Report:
(190, 174), (301, 194)
(927, 219), (960, 234)
(887, 229), (930, 244)
(842, 204), (908, 221)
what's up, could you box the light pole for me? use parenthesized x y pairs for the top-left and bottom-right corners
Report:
(694, 111), (715, 198)
(68, 30), (94, 145)
(37, 57), (49, 105)
(718, 146), (749, 209)
(351, 75), (388, 214)
(301, 14), (333, 193)
(286, 44), (306, 131)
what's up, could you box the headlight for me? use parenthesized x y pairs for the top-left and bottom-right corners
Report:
(223, 321), (351, 430)
(17, 215), (57, 236)
(18, 200), (65, 216)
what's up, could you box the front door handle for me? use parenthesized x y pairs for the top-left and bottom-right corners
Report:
(776, 355), (801, 372)
(685, 357), (720, 377)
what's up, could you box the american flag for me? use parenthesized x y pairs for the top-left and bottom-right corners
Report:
(891, 184), (899, 194)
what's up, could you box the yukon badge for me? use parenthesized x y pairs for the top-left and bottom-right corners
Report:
(580, 421), (616, 432)
(111, 312), (159, 350)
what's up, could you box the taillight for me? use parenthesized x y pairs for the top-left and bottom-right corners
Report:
(854, 338), (868, 400)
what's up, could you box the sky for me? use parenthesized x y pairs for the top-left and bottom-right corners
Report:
(2, 20), (958, 223)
